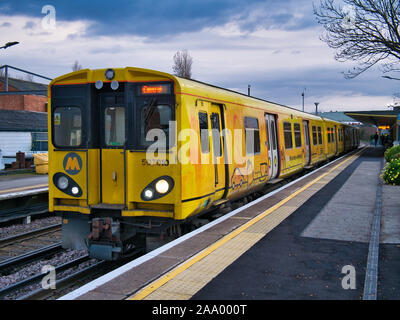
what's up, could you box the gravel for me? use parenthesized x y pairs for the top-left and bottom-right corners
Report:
(0, 248), (100, 300)
(0, 216), (61, 240)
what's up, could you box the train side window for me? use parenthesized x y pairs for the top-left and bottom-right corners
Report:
(53, 106), (82, 147)
(199, 112), (210, 154)
(284, 122), (293, 149)
(271, 122), (277, 150)
(312, 126), (318, 145)
(318, 127), (323, 145)
(210, 113), (222, 157)
(328, 128), (331, 143)
(244, 117), (260, 155)
(294, 123), (302, 148)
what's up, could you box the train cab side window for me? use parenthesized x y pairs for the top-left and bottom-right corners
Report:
(140, 102), (172, 148)
(312, 126), (318, 145)
(53, 106), (82, 147)
(294, 123), (302, 148)
(199, 112), (210, 153)
(244, 117), (261, 155)
(284, 122), (293, 149)
(318, 127), (323, 145)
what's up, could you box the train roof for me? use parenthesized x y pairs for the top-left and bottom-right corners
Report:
(50, 66), (354, 128)
(174, 76), (351, 127)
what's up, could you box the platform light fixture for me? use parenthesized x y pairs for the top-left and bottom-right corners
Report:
(0, 41), (19, 50)
(315, 102), (320, 116)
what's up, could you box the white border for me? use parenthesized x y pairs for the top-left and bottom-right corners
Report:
(59, 152), (352, 300)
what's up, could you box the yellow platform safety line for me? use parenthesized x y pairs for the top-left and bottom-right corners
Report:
(0, 184), (48, 195)
(128, 148), (366, 300)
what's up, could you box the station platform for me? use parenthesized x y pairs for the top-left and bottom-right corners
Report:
(61, 147), (400, 300)
(0, 174), (48, 201)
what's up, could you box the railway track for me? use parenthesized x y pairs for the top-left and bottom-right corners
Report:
(18, 249), (146, 300)
(0, 224), (61, 264)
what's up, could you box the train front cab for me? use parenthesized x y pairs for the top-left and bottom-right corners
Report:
(49, 68), (182, 260)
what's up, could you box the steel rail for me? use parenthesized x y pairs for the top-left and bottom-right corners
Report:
(0, 242), (63, 272)
(0, 223), (61, 248)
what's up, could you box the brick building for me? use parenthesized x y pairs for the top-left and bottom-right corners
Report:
(0, 77), (48, 112)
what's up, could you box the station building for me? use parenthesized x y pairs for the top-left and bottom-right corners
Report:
(0, 76), (48, 169)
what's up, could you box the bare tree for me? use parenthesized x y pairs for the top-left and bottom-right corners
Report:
(72, 60), (82, 72)
(172, 50), (193, 79)
(314, 0), (400, 78)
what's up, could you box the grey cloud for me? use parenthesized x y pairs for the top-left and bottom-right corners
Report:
(23, 21), (36, 29)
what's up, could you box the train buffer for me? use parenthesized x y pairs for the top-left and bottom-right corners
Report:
(60, 147), (400, 300)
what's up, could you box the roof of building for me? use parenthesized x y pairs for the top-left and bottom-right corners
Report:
(0, 77), (48, 94)
(319, 111), (359, 123)
(0, 109), (47, 132)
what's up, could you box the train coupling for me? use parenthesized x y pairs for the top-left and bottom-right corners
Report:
(88, 218), (122, 260)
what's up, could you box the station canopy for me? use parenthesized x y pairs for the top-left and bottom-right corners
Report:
(345, 110), (399, 129)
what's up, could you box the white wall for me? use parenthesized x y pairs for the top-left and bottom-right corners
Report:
(0, 149), (4, 170)
(0, 131), (32, 157)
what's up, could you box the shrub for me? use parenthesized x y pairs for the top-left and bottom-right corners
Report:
(384, 145), (400, 163)
(381, 158), (400, 185)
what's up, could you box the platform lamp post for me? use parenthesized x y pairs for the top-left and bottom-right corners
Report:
(302, 88), (306, 112)
(314, 102), (320, 116)
(1, 41), (20, 92)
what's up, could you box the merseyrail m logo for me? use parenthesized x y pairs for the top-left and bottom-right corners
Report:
(63, 153), (82, 175)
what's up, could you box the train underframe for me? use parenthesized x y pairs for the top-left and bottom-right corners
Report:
(60, 209), (214, 261)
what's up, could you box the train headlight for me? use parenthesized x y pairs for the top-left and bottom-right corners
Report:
(71, 187), (79, 195)
(144, 188), (154, 200)
(141, 176), (174, 201)
(155, 179), (169, 194)
(57, 176), (69, 190)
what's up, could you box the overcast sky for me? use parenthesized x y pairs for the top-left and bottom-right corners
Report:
(0, 0), (399, 112)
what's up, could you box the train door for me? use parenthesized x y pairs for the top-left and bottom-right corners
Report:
(265, 114), (279, 180)
(100, 93), (126, 205)
(210, 104), (227, 198)
(303, 120), (311, 166)
(334, 125), (338, 154)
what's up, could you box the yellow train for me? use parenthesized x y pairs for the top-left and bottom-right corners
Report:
(48, 67), (359, 260)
